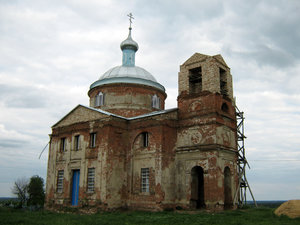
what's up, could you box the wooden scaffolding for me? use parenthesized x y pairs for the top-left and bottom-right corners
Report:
(234, 106), (257, 207)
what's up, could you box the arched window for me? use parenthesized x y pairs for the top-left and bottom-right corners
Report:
(151, 94), (160, 109)
(221, 103), (229, 113)
(191, 166), (205, 209)
(224, 167), (233, 209)
(95, 92), (104, 107)
(142, 132), (148, 147)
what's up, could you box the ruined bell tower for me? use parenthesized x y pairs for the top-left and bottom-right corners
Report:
(175, 53), (238, 209)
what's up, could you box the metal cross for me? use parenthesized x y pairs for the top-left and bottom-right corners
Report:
(127, 13), (134, 28)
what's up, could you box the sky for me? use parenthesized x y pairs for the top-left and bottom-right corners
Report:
(0, 0), (300, 201)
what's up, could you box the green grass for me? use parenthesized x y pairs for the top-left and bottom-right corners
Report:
(0, 207), (300, 225)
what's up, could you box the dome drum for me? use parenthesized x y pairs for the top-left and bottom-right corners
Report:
(88, 83), (166, 117)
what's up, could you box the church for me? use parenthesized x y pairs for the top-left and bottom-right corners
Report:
(45, 18), (238, 211)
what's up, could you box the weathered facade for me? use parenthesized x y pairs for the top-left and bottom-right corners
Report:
(45, 26), (238, 211)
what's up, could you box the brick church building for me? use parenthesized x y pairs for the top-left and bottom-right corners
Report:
(45, 24), (238, 211)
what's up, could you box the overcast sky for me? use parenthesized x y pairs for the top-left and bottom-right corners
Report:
(1, 0), (300, 201)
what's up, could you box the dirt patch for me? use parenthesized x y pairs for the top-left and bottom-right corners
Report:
(274, 200), (300, 218)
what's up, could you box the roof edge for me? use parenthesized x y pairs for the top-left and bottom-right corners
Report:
(52, 105), (178, 128)
(90, 77), (166, 92)
(51, 104), (125, 128)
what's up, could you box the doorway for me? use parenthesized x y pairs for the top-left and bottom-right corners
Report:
(71, 170), (80, 206)
(224, 167), (232, 209)
(190, 166), (205, 209)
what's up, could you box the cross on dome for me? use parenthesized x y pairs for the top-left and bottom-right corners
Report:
(120, 13), (139, 66)
(127, 13), (134, 29)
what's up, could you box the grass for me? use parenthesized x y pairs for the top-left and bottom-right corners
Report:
(1, 206), (300, 225)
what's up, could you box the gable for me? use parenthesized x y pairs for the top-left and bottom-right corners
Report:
(182, 53), (230, 69)
(182, 53), (209, 66)
(213, 54), (229, 68)
(52, 105), (110, 128)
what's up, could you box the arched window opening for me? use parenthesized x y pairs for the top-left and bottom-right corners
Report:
(95, 92), (104, 107)
(221, 103), (229, 113)
(190, 166), (205, 209)
(151, 94), (160, 109)
(224, 167), (233, 209)
(141, 132), (148, 147)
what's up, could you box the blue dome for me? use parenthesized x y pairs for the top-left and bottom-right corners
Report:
(120, 29), (139, 52)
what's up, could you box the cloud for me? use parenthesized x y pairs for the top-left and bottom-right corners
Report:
(218, 1), (300, 70)
(226, 44), (295, 68)
(0, 124), (31, 145)
(0, 139), (29, 148)
(0, 84), (48, 108)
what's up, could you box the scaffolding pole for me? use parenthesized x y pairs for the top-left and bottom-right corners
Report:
(234, 106), (257, 208)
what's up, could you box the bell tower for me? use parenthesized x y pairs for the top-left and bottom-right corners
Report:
(178, 53), (233, 100)
(177, 53), (235, 121)
(176, 53), (238, 210)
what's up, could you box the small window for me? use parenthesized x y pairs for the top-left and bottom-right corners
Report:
(60, 137), (66, 152)
(87, 168), (95, 193)
(95, 92), (104, 107)
(142, 132), (148, 147)
(57, 170), (64, 193)
(151, 94), (160, 109)
(74, 135), (80, 151)
(221, 103), (229, 113)
(90, 132), (97, 148)
(141, 168), (149, 193)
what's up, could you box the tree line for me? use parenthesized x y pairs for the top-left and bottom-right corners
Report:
(11, 175), (45, 209)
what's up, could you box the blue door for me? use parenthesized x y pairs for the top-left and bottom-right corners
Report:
(71, 170), (80, 206)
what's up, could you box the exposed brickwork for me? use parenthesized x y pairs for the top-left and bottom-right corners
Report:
(179, 53), (233, 102)
(88, 83), (166, 117)
(45, 53), (238, 212)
